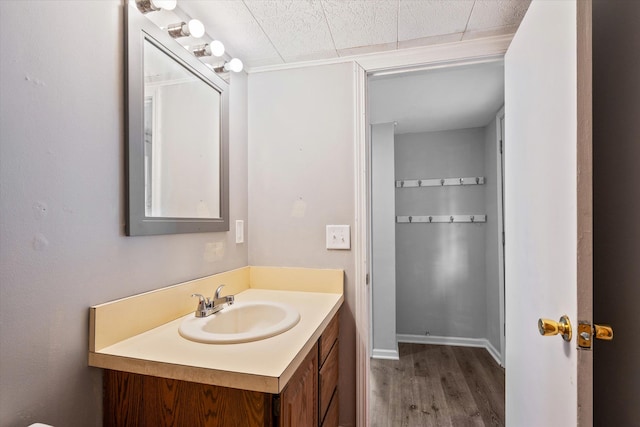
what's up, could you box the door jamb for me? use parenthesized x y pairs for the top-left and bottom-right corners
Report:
(496, 106), (507, 367)
(576, 0), (593, 425)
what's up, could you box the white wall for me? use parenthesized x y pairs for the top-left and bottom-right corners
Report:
(248, 63), (356, 426)
(0, 2), (249, 426)
(394, 128), (488, 340)
(370, 123), (398, 358)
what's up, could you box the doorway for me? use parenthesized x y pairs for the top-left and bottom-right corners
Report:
(367, 60), (507, 424)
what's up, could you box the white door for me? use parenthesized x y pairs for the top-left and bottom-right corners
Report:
(505, 0), (590, 425)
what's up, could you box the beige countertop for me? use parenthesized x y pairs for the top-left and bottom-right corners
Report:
(89, 267), (343, 394)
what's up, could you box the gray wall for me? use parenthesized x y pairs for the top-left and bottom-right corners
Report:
(0, 2), (249, 426)
(247, 63), (356, 426)
(593, 0), (640, 424)
(371, 123), (397, 358)
(394, 128), (488, 339)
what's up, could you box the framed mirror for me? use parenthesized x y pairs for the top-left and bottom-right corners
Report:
(125, 3), (229, 236)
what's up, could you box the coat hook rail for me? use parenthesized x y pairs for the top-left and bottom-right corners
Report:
(396, 215), (487, 224)
(396, 176), (485, 188)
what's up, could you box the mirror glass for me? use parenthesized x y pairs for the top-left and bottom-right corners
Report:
(126, 4), (229, 236)
(143, 39), (221, 219)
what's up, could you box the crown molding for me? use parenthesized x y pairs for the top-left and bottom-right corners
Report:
(247, 34), (513, 74)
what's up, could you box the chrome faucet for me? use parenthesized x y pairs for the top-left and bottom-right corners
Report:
(191, 285), (235, 317)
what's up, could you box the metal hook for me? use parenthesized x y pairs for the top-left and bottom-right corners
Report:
(440, 179), (445, 186)
(476, 177), (480, 184)
(418, 179), (422, 187)
(471, 215), (475, 223)
(409, 216), (413, 223)
(428, 216), (433, 223)
(400, 180), (404, 188)
(460, 178), (464, 185)
(450, 216), (454, 223)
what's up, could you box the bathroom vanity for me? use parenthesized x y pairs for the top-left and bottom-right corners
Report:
(89, 266), (343, 427)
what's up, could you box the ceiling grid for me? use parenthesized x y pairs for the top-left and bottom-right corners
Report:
(178, 0), (532, 70)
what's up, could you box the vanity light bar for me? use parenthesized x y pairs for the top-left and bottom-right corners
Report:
(135, 0), (244, 73)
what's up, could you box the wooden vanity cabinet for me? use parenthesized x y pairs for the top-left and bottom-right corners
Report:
(103, 313), (339, 427)
(317, 313), (339, 427)
(277, 342), (318, 426)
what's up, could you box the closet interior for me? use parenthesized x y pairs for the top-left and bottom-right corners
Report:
(369, 60), (506, 364)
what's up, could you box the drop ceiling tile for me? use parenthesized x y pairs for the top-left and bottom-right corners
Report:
(179, 1), (283, 68)
(321, 0), (397, 50)
(244, 0), (337, 61)
(398, 0), (475, 41)
(466, 0), (531, 31)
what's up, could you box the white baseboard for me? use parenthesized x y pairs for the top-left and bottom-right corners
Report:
(484, 340), (503, 366)
(371, 347), (400, 360)
(397, 334), (503, 366)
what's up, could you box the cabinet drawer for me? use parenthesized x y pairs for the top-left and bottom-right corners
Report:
(320, 390), (339, 427)
(319, 313), (339, 367)
(318, 341), (338, 421)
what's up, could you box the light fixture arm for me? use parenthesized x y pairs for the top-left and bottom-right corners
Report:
(192, 44), (211, 57)
(167, 19), (204, 39)
(135, 0), (176, 14)
(167, 22), (190, 38)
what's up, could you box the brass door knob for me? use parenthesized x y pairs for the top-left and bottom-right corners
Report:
(538, 315), (572, 342)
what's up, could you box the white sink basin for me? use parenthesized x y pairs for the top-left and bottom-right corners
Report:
(178, 301), (301, 344)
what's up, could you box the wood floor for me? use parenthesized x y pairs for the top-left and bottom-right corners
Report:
(370, 343), (505, 427)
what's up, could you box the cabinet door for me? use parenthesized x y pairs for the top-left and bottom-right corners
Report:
(318, 342), (338, 423)
(103, 370), (273, 427)
(280, 343), (318, 427)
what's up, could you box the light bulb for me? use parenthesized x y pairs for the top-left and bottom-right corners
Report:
(213, 58), (244, 74)
(210, 40), (225, 57)
(187, 19), (205, 38)
(151, 0), (176, 10)
(227, 58), (243, 73)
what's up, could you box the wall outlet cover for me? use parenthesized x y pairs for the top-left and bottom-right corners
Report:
(326, 225), (350, 250)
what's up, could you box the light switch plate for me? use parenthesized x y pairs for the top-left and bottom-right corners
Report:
(326, 225), (350, 250)
(235, 220), (244, 244)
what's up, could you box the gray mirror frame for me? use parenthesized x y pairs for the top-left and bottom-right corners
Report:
(125, 4), (230, 236)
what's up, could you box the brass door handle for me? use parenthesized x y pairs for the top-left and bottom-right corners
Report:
(538, 315), (572, 341)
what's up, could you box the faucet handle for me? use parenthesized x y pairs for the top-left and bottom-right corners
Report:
(191, 293), (210, 317)
(191, 293), (208, 307)
(214, 285), (225, 299)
